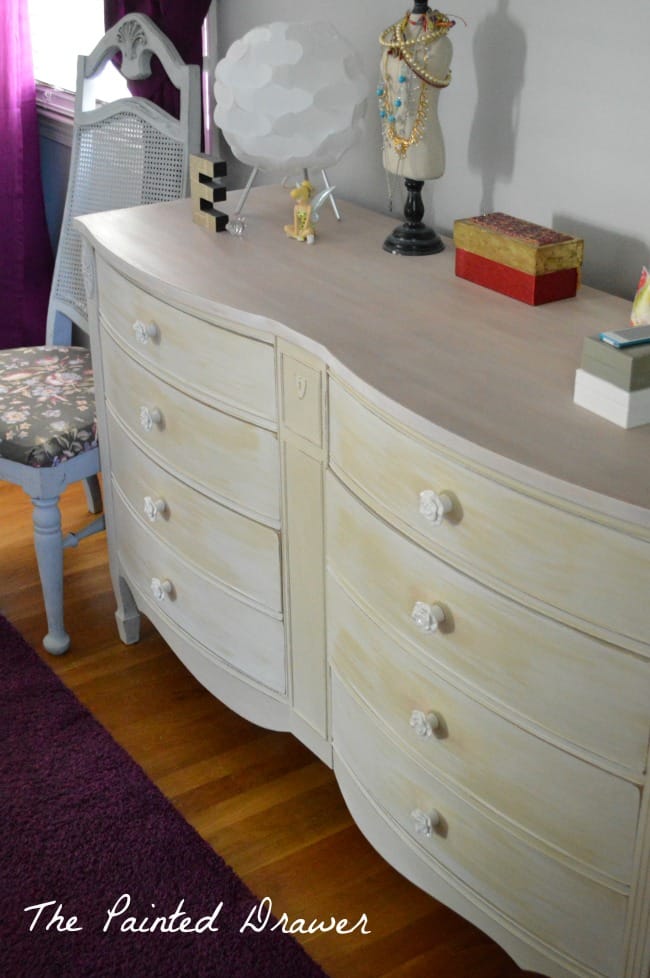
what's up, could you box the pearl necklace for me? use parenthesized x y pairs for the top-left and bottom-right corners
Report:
(379, 9), (454, 88)
(379, 9), (455, 49)
(401, 48), (451, 89)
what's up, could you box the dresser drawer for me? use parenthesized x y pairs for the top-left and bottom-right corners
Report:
(326, 474), (650, 774)
(108, 413), (282, 615)
(332, 676), (627, 978)
(113, 489), (286, 693)
(329, 378), (650, 649)
(279, 344), (324, 447)
(102, 331), (280, 525)
(97, 259), (277, 426)
(328, 576), (639, 883)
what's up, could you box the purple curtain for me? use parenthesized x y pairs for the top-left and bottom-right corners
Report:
(0, 0), (53, 348)
(105, 0), (211, 118)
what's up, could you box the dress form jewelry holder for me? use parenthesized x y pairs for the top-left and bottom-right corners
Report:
(383, 177), (443, 255)
(378, 5), (455, 256)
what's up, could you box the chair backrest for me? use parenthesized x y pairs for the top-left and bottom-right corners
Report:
(47, 13), (202, 346)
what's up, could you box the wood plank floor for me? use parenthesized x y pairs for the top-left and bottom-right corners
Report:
(1, 479), (539, 978)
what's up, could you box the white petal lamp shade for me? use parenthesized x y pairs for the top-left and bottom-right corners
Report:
(214, 21), (369, 172)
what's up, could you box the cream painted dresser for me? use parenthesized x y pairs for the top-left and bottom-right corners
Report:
(78, 187), (650, 978)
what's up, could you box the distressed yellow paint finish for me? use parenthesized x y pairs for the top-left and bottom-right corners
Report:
(97, 258), (277, 426)
(283, 442), (327, 737)
(332, 676), (627, 978)
(328, 574), (639, 883)
(79, 189), (650, 978)
(279, 351), (323, 447)
(329, 378), (650, 652)
(102, 330), (281, 525)
(108, 414), (282, 614)
(113, 490), (286, 693)
(325, 473), (650, 774)
(277, 339), (329, 752)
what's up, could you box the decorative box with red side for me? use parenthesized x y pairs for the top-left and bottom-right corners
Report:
(453, 213), (584, 305)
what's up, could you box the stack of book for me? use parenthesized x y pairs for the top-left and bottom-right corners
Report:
(574, 335), (650, 428)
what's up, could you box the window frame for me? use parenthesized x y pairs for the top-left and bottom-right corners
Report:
(35, 84), (75, 147)
(33, 1), (219, 152)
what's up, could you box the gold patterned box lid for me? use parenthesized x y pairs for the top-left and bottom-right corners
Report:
(454, 213), (584, 276)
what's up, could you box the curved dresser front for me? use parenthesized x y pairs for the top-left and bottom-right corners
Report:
(78, 187), (650, 978)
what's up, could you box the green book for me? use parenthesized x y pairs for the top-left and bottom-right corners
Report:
(581, 335), (650, 392)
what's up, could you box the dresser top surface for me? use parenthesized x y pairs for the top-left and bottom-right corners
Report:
(78, 186), (650, 519)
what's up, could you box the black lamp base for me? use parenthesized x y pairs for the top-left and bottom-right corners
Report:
(383, 177), (445, 257)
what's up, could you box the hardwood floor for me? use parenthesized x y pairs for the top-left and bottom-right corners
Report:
(1, 479), (537, 978)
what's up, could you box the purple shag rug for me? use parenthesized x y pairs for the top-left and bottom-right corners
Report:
(0, 615), (331, 978)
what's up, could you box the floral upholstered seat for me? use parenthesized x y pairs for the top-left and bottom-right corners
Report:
(0, 347), (97, 468)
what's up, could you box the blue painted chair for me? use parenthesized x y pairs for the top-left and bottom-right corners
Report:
(0, 14), (200, 653)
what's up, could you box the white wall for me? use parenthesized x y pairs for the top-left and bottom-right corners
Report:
(215, 0), (650, 298)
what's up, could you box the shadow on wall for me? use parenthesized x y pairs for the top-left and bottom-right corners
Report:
(554, 214), (648, 301)
(468, 0), (526, 214)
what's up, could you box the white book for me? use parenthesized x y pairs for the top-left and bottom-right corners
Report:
(574, 368), (650, 428)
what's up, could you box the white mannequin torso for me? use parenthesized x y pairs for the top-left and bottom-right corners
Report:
(379, 12), (453, 181)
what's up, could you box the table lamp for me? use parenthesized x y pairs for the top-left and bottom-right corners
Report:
(214, 21), (369, 221)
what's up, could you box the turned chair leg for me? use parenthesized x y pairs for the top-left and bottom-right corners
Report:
(31, 495), (70, 655)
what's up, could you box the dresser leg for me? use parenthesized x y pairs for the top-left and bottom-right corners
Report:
(82, 475), (103, 515)
(114, 574), (140, 644)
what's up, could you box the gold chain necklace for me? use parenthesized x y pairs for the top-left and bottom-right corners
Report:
(377, 9), (454, 157)
(377, 70), (429, 158)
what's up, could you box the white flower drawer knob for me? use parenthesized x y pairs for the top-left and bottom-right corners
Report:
(139, 405), (163, 432)
(411, 808), (441, 838)
(150, 577), (173, 602)
(409, 709), (440, 739)
(411, 601), (446, 633)
(143, 496), (167, 522)
(419, 489), (453, 525)
(132, 319), (159, 345)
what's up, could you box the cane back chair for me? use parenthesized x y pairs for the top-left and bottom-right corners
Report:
(0, 13), (201, 653)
